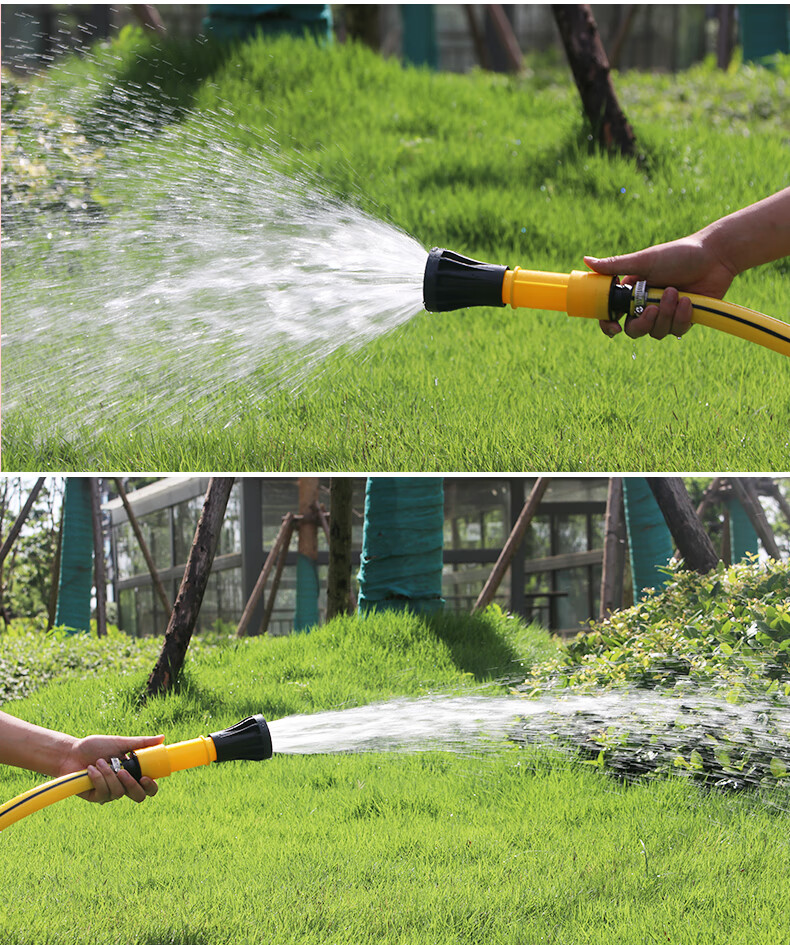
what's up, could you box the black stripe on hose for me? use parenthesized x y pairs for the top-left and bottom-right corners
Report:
(0, 770), (88, 823)
(646, 296), (790, 348)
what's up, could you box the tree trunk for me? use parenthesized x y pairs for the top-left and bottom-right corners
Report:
(646, 478), (719, 574)
(326, 478), (355, 621)
(89, 478), (107, 638)
(552, 4), (637, 158)
(144, 477), (234, 700)
(344, 5), (380, 48)
(473, 477), (550, 613)
(0, 477), (46, 569)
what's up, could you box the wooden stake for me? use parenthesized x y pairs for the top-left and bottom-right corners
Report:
(464, 5), (490, 69)
(260, 517), (295, 637)
(473, 477), (550, 613)
(144, 477), (234, 700)
(486, 4), (523, 72)
(236, 512), (295, 638)
(113, 478), (172, 619)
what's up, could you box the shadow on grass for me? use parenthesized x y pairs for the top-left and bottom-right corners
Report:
(427, 611), (525, 683)
(134, 668), (229, 720)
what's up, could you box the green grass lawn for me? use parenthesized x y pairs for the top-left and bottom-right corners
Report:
(2, 606), (790, 944)
(2, 34), (790, 470)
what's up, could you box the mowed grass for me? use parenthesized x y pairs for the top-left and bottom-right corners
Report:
(2, 34), (790, 470)
(2, 611), (790, 944)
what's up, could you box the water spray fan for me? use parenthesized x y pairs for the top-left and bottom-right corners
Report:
(0, 715), (273, 833)
(423, 248), (790, 358)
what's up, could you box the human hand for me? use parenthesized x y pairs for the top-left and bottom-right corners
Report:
(584, 234), (738, 340)
(59, 733), (164, 805)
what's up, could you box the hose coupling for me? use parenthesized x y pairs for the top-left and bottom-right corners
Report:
(632, 280), (648, 315)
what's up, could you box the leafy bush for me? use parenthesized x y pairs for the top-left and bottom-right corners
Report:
(519, 558), (790, 788)
(531, 556), (790, 695)
(0, 619), (163, 704)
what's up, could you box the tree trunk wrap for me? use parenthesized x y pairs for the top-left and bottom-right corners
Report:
(358, 478), (444, 615)
(622, 478), (674, 596)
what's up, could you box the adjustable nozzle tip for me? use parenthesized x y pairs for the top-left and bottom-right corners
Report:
(423, 248), (508, 313)
(210, 715), (273, 763)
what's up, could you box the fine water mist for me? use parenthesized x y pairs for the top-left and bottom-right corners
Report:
(268, 688), (790, 796)
(2, 115), (428, 439)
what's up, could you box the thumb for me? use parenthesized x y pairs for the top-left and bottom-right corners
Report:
(118, 734), (166, 753)
(584, 252), (648, 277)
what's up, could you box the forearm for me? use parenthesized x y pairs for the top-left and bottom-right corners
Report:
(702, 187), (790, 276)
(0, 710), (76, 777)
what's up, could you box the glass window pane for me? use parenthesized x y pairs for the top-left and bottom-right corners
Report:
(116, 522), (146, 579)
(143, 509), (171, 571)
(218, 487), (241, 557)
(556, 567), (592, 633)
(556, 514), (589, 554)
(174, 496), (203, 565)
(119, 587), (137, 637)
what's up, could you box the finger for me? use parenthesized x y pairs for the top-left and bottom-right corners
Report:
(115, 767), (148, 804)
(673, 295), (694, 336)
(84, 764), (110, 804)
(95, 758), (126, 802)
(651, 287), (679, 340)
(599, 319), (622, 338)
(140, 777), (159, 798)
(624, 305), (658, 339)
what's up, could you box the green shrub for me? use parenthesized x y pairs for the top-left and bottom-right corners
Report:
(519, 558), (790, 788)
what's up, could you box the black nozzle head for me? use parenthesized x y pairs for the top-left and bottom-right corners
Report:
(210, 715), (273, 763)
(423, 247), (508, 313)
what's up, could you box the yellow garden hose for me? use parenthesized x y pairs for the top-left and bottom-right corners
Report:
(0, 715), (272, 833)
(423, 248), (790, 358)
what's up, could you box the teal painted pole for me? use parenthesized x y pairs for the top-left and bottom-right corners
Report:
(739, 4), (789, 63)
(294, 478), (320, 633)
(622, 478), (674, 597)
(400, 5), (438, 68)
(727, 498), (759, 561)
(358, 478), (444, 615)
(294, 553), (320, 632)
(55, 479), (93, 633)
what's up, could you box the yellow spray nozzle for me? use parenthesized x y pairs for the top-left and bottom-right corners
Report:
(500, 268), (617, 321)
(130, 736), (217, 781)
(0, 715), (273, 833)
(423, 247), (790, 358)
